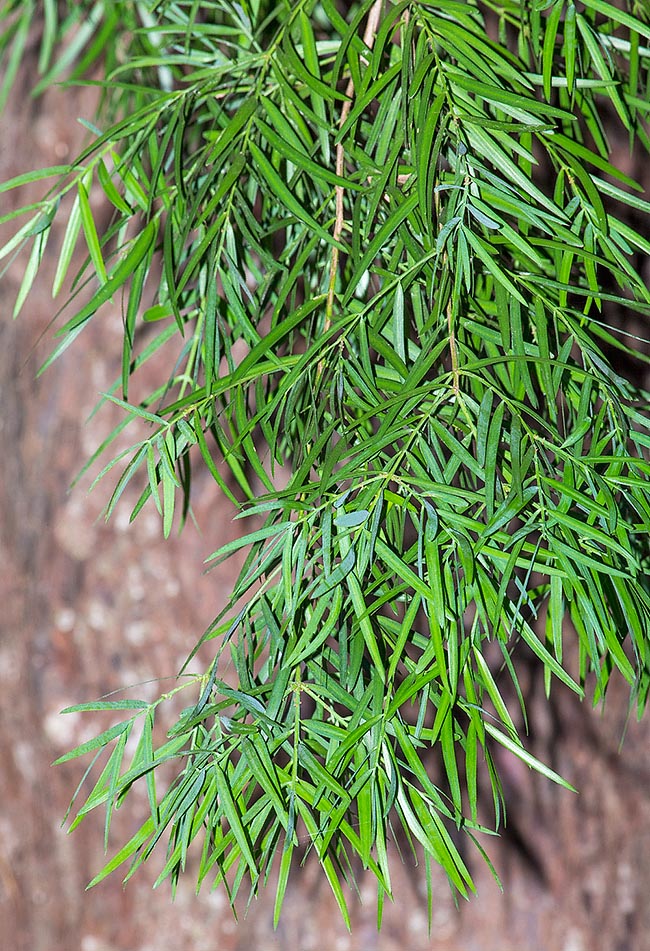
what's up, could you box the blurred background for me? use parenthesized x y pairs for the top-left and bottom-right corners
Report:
(2, 32), (650, 951)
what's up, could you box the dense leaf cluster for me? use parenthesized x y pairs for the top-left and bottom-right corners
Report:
(2, 0), (650, 925)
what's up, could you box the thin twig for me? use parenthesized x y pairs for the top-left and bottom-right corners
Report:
(325, 0), (385, 327)
(447, 299), (460, 397)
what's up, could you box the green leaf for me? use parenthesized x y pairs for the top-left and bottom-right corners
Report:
(0, 164), (72, 195)
(484, 723), (577, 792)
(61, 700), (149, 713)
(46, 218), (159, 351)
(249, 142), (345, 251)
(78, 177), (108, 283)
(214, 765), (258, 874)
(86, 817), (156, 889)
(53, 720), (133, 765)
(462, 227), (527, 305)
(52, 192), (83, 297)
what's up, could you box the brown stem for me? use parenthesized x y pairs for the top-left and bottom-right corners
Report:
(447, 299), (459, 397)
(325, 0), (385, 326)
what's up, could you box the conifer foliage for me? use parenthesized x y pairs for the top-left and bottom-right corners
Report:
(2, 0), (650, 924)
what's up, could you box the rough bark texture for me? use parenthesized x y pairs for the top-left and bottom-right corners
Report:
(1, 60), (650, 951)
